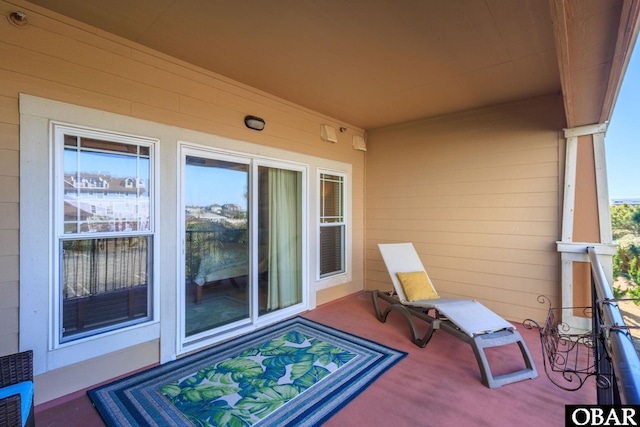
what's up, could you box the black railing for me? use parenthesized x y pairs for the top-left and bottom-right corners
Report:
(185, 228), (248, 282)
(587, 247), (640, 404)
(525, 247), (640, 404)
(61, 236), (151, 340)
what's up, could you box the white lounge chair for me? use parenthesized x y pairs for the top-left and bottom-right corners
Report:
(373, 242), (537, 388)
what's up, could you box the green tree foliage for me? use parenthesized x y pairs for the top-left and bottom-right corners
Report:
(611, 203), (640, 304)
(611, 203), (640, 239)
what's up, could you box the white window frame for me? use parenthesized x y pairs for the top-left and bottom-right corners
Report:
(20, 95), (161, 375)
(52, 123), (158, 347)
(177, 142), (309, 354)
(20, 94), (352, 373)
(316, 169), (350, 287)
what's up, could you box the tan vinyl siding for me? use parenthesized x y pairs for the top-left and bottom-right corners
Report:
(0, 106), (19, 354)
(365, 94), (565, 324)
(1, 1), (365, 402)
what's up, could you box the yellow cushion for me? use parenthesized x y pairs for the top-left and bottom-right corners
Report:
(396, 271), (439, 302)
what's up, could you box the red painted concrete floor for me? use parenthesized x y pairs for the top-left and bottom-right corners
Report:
(35, 292), (595, 427)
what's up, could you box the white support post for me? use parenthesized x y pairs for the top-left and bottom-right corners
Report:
(557, 123), (616, 334)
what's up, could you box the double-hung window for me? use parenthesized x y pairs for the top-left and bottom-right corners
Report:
(54, 124), (155, 344)
(319, 171), (345, 278)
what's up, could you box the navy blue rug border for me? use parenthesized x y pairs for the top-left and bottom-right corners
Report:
(88, 316), (406, 426)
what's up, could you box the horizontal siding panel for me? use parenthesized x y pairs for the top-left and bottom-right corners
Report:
(0, 123), (18, 150)
(0, 255), (18, 283)
(366, 218), (558, 237)
(0, 203), (18, 230)
(3, 20), (359, 147)
(437, 278), (555, 308)
(0, 230), (18, 257)
(0, 95), (18, 125)
(370, 145), (559, 171)
(425, 256), (557, 283)
(0, 177), (18, 203)
(23, 8), (136, 59)
(368, 176), (558, 198)
(0, 282), (18, 310)
(1, 23), (220, 107)
(365, 94), (564, 320)
(0, 149), (18, 177)
(370, 233), (559, 256)
(0, 331), (18, 356)
(367, 162), (559, 187)
(365, 246), (557, 277)
(131, 101), (361, 162)
(367, 191), (559, 209)
(0, 69), (133, 115)
(367, 206), (557, 222)
(415, 242), (558, 266)
(216, 89), (355, 137)
(0, 43), (181, 112)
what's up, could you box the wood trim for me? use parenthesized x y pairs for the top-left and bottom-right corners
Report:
(561, 135), (578, 242)
(599, 0), (640, 124)
(593, 132), (613, 243)
(549, 0), (574, 127)
(563, 123), (607, 138)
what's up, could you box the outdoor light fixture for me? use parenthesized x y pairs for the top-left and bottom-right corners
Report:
(8, 11), (29, 28)
(244, 115), (265, 131)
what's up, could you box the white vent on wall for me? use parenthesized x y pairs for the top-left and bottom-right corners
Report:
(320, 124), (338, 143)
(352, 135), (366, 151)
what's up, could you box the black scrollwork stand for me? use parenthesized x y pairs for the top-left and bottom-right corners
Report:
(524, 295), (610, 391)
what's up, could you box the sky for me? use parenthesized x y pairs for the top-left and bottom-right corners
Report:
(185, 164), (248, 208)
(606, 43), (640, 200)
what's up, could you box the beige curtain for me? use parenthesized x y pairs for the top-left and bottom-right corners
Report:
(267, 168), (302, 310)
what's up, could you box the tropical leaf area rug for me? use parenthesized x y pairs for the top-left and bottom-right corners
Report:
(88, 317), (406, 427)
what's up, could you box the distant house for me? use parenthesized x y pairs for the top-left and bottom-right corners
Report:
(221, 203), (243, 218)
(64, 173), (149, 232)
(611, 198), (640, 206)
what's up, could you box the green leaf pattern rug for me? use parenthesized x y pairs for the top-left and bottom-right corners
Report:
(88, 317), (406, 427)
(160, 331), (356, 426)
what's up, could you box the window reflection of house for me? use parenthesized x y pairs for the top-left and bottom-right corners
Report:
(221, 203), (242, 218)
(64, 173), (149, 231)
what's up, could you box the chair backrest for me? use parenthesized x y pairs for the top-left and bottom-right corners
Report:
(378, 243), (438, 303)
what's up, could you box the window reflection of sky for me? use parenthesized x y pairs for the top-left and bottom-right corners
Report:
(64, 149), (150, 184)
(63, 148), (248, 208)
(186, 164), (248, 209)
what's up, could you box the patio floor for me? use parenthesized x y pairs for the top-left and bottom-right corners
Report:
(35, 291), (595, 426)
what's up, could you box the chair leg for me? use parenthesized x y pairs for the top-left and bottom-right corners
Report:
(372, 290), (438, 348)
(371, 290), (538, 388)
(470, 329), (538, 388)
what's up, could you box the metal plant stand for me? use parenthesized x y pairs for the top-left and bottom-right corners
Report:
(524, 296), (605, 391)
(524, 294), (640, 396)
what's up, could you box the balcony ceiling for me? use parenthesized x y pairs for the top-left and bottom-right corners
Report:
(24, 0), (640, 130)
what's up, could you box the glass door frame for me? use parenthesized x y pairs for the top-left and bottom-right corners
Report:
(177, 143), (308, 353)
(250, 157), (308, 327)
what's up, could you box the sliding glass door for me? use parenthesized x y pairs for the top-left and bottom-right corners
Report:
(183, 154), (250, 338)
(256, 165), (303, 315)
(180, 147), (305, 346)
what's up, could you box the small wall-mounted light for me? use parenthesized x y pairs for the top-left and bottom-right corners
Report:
(8, 11), (29, 28)
(244, 115), (265, 131)
(320, 124), (338, 143)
